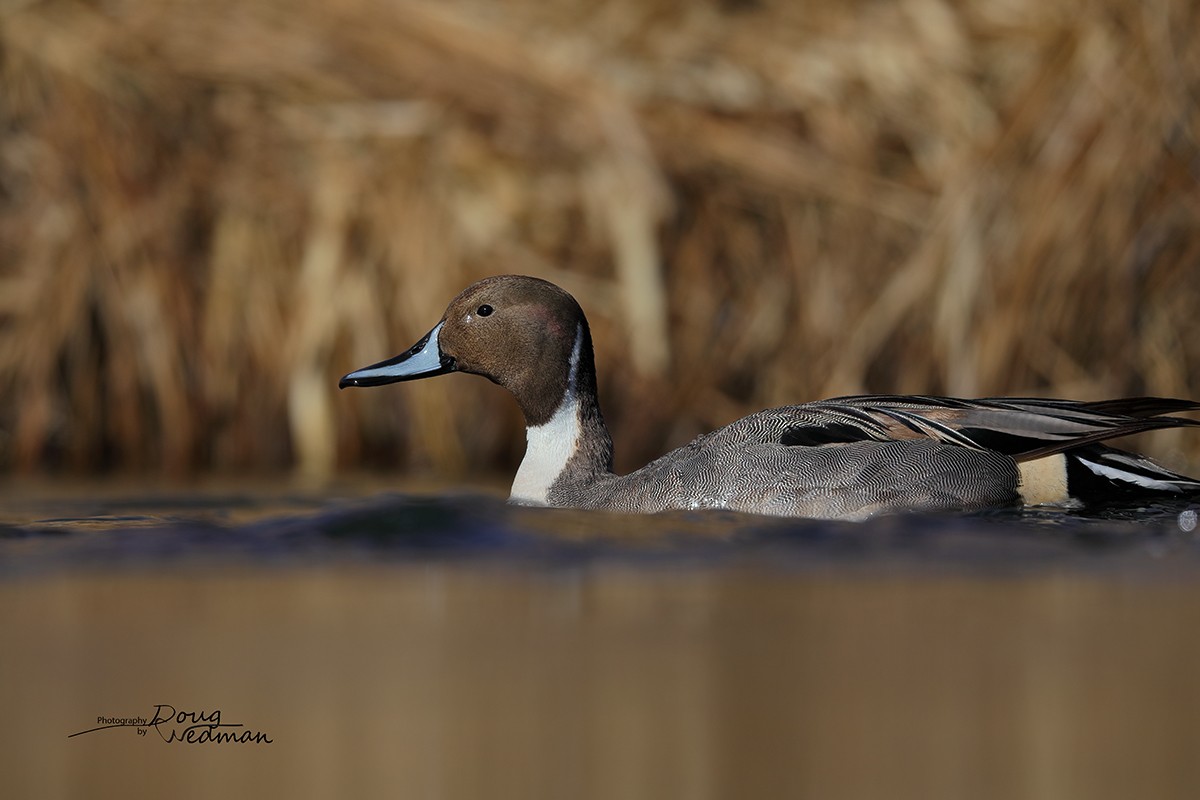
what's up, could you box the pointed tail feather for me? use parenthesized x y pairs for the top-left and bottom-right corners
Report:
(1080, 397), (1200, 418)
(1011, 415), (1200, 462)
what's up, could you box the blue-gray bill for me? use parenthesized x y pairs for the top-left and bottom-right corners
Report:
(339, 322), (456, 388)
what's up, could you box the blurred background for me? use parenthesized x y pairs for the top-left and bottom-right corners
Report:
(5, 4), (1200, 797)
(1, 0), (1198, 482)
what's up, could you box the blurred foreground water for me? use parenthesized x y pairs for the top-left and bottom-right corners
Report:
(2, 482), (1199, 799)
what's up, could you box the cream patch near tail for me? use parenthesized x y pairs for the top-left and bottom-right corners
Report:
(1017, 454), (1071, 506)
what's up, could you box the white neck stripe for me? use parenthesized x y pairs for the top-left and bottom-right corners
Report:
(509, 324), (584, 505)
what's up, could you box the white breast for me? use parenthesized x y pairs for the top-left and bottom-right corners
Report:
(510, 395), (582, 505)
(509, 324), (584, 506)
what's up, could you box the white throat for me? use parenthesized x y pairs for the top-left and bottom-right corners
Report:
(509, 325), (584, 506)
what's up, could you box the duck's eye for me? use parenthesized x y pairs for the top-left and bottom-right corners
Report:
(477, 304), (494, 317)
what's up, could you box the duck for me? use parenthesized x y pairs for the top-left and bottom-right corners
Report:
(339, 275), (1200, 520)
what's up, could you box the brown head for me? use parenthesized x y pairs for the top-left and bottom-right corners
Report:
(339, 275), (598, 426)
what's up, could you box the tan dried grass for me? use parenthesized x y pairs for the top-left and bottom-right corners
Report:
(0, 0), (1197, 479)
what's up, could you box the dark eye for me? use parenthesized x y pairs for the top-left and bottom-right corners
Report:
(477, 304), (494, 317)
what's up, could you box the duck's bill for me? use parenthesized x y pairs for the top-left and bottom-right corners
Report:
(338, 322), (456, 388)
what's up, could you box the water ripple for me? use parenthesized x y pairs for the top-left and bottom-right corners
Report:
(2, 490), (1198, 579)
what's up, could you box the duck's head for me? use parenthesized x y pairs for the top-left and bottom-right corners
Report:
(339, 275), (594, 426)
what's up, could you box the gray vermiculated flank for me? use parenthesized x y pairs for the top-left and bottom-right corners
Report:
(548, 408), (1019, 520)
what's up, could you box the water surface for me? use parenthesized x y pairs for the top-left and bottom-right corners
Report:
(3, 485), (1198, 575)
(2, 484), (1199, 799)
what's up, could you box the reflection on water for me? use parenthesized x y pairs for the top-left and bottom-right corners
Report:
(4, 488), (1199, 575)
(2, 485), (1200, 799)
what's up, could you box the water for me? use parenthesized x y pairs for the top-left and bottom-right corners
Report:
(4, 487), (1199, 576)
(3, 485), (1200, 799)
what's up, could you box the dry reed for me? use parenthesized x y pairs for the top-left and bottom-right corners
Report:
(1, 0), (1198, 480)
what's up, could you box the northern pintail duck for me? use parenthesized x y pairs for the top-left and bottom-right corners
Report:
(340, 275), (1200, 520)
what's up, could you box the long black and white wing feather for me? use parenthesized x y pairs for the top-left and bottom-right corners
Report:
(758, 395), (1200, 501)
